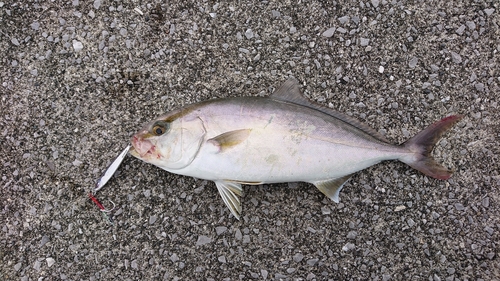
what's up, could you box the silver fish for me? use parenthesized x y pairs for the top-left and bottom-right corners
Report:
(130, 78), (462, 219)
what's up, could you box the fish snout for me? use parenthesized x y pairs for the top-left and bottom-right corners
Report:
(131, 134), (156, 158)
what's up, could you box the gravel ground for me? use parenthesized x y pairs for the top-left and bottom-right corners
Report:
(1, 0), (499, 280)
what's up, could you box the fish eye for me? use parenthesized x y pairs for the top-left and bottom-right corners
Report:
(152, 122), (169, 136)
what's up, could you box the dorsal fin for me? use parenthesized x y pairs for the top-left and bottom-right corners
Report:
(270, 78), (390, 143)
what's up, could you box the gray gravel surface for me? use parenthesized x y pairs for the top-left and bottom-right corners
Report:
(1, 0), (499, 280)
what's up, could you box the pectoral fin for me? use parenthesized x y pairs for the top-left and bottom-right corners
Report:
(312, 174), (353, 203)
(208, 129), (252, 153)
(214, 180), (243, 219)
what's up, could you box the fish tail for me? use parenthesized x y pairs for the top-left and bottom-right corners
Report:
(401, 115), (463, 180)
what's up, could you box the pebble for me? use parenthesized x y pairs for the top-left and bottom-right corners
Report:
(307, 258), (319, 265)
(215, 226), (227, 235)
(322, 27), (336, 37)
(456, 25), (466, 35)
(342, 243), (355, 251)
(170, 253), (179, 262)
(455, 203), (465, 211)
(466, 21), (476, 30)
(40, 235), (50, 247)
(31, 22), (40, 30)
(293, 253), (304, 262)
(371, 0), (380, 8)
(149, 215), (157, 224)
(450, 51), (462, 64)
(245, 29), (254, 39)
(408, 56), (418, 68)
(474, 83), (485, 92)
(72, 40), (83, 52)
(261, 269), (268, 279)
(93, 0), (101, 9)
(484, 8), (495, 16)
(360, 37), (370, 46)
(46, 258), (55, 267)
(338, 16), (349, 24)
(11, 38), (20, 46)
(196, 235), (212, 246)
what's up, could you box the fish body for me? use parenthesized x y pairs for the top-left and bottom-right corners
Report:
(130, 79), (462, 219)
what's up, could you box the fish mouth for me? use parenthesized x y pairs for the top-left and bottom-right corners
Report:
(130, 135), (157, 159)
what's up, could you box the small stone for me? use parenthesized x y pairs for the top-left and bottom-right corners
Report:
(360, 37), (370, 46)
(14, 263), (22, 271)
(338, 16), (349, 24)
(482, 197), (489, 208)
(235, 229), (242, 240)
(342, 242), (355, 251)
(72, 40), (83, 52)
(149, 215), (157, 224)
(456, 25), (466, 35)
(474, 83), (485, 92)
(347, 231), (357, 239)
(293, 253), (304, 262)
(72, 159), (83, 166)
(321, 206), (331, 214)
(455, 203), (465, 211)
(394, 205), (406, 212)
(450, 52), (462, 64)
(11, 38), (20, 46)
(484, 8), (495, 16)
(322, 27), (336, 37)
(31, 22), (40, 30)
(371, 0), (380, 8)
(336, 27), (347, 33)
(484, 226), (494, 235)
(196, 235), (212, 246)
(245, 29), (254, 39)
(466, 21), (476, 30)
(170, 253), (179, 262)
(378, 65), (385, 73)
(256, 269), (266, 280)
(46, 258), (55, 267)
(40, 235), (50, 247)
(216, 226), (227, 235)
(131, 259), (138, 269)
(218, 256), (226, 263)
(408, 56), (418, 68)
(306, 258), (319, 265)
(33, 260), (41, 271)
(93, 0), (101, 9)
(407, 218), (415, 227)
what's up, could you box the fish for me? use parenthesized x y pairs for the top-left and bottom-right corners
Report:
(130, 78), (462, 219)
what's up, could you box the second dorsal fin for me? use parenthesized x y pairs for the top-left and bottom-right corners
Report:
(270, 78), (390, 143)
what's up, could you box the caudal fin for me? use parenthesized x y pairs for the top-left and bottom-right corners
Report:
(402, 115), (463, 180)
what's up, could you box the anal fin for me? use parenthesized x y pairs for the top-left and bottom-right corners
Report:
(214, 180), (243, 219)
(312, 174), (353, 203)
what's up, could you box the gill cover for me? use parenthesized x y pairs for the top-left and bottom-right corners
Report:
(156, 115), (206, 169)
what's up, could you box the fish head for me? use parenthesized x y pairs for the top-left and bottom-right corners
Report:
(130, 109), (206, 170)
